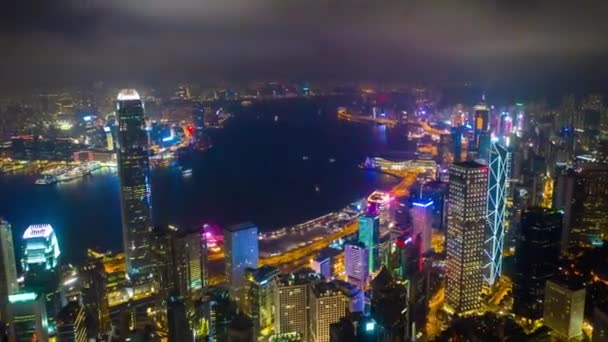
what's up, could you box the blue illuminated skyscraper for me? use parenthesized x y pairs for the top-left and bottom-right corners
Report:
(484, 142), (511, 286)
(116, 89), (154, 276)
(224, 222), (259, 304)
(358, 214), (380, 273)
(411, 199), (433, 253)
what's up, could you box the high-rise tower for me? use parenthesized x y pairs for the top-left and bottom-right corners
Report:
(445, 161), (488, 315)
(0, 219), (18, 318)
(484, 142), (511, 286)
(116, 89), (154, 276)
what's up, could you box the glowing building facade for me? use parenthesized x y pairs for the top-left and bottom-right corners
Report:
(310, 282), (348, 342)
(22, 224), (60, 272)
(344, 241), (369, 289)
(7, 292), (48, 342)
(0, 219), (18, 316)
(446, 162), (487, 315)
(116, 89), (154, 276)
(367, 191), (392, 233)
(484, 142), (511, 286)
(410, 199), (433, 253)
(224, 222), (259, 304)
(358, 214), (380, 273)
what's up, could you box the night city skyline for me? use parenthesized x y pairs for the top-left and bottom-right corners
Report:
(2, 0), (608, 341)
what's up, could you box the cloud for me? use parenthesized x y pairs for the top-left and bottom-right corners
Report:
(1, 0), (608, 88)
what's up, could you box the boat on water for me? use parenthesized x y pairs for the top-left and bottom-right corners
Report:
(56, 166), (89, 182)
(86, 161), (101, 172)
(182, 168), (193, 177)
(35, 174), (57, 185)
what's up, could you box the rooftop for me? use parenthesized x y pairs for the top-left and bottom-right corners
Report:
(23, 224), (54, 239)
(452, 160), (487, 169)
(117, 89), (141, 101)
(225, 221), (257, 233)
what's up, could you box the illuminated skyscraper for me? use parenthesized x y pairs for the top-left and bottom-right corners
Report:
(366, 191), (392, 233)
(410, 199), (433, 253)
(543, 280), (585, 340)
(7, 292), (48, 342)
(22, 224), (60, 273)
(484, 142), (511, 286)
(224, 222), (259, 304)
(473, 102), (490, 152)
(0, 219), (18, 317)
(116, 89), (154, 276)
(445, 161), (488, 315)
(310, 282), (348, 342)
(274, 271), (318, 341)
(243, 266), (279, 337)
(344, 241), (369, 289)
(56, 301), (88, 342)
(570, 163), (608, 248)
(311, 256), (331, 279)
(358, 214), (380, 273)
(175, 228), (208, 297)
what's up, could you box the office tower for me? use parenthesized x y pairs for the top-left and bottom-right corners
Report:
(484, 142), (511, 287)
(224, 222), (259, 304)
(81, 259), (110, 337)
(7, 292), (48, 342)
(311, 256), (331, 279)
(473, 102), (490, 152)
(227, 312), (254, 342)
(274, 271), (318, 341)
(393, 196), (410, 230)
(332, 280), (365, 314)
(116, 89), (154, 276)
(370, 268), (408, 341)
(366, 191), (392, 233)
(344, 242), (370, 289)
(571, 163), (608, 248)
(167, 292), (191, 342)
(445, 161), (488, 315)
(153, 225), (181, 302)
(243, 265), (280, 337)
(394, 234), (428, 339)
(56, 301), (88, 342)
(175, 228), (207, 297)
(22, 224), (60, 273)
(592, 306), (608, 341)
(358, 214), (380, 273)
(0, 219), (18, 319)
(513, 208), (562, 320)
(451, 127), (463, 163)
(200, 286), (238, 342)
(410, 199), (433, 253)
(553, 169), (575, 253)
(543, 280), (585, 340)
(310, 282), (348, 342)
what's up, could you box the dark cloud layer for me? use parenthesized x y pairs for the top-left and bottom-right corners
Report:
(1, 0), (608, 91)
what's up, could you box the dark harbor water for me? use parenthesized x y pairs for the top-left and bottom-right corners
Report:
(0, 98), (409, 263)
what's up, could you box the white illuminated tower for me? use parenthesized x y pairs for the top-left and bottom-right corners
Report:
(446, 161), (488, 315)
(484, 142), (511, 286)
(116, 89), (154, 276)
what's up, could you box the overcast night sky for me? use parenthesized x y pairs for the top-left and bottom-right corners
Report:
(2, 0), (608, 91)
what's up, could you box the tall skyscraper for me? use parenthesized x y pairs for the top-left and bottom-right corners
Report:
(445, 161), (488, 315)
(167, 292), (191, 342)
(513, 208), (563, 320)
(484, 142), (511, 286)
(56, 301), (88, 342)
(410, 199), (433, 253)
(358, 214), (380, 273)
(0, 219), (18, 319)
(175, 228), (208, 297)
(366, 191), (392, 234)
(570, 163), (608, 248)
(344, 241), (369, 289)
(553, 169), (575, 253)
(243, 265), (279, 337)
(309, 282), (348, 342)
(116, 89), (154, 276)
(224, 222), (259, 304)
(473, 102), (490, 152)
(543, 280), (585, 340)
(7, 292), (48, 342)
(274, 271), (318, 341)
(80, 259), (110, 337)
